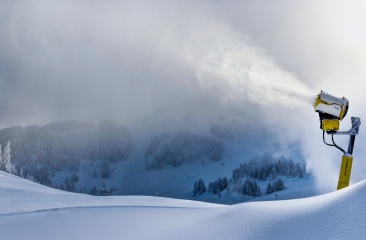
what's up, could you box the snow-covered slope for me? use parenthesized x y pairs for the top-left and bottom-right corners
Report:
(1, 171), (365, 240)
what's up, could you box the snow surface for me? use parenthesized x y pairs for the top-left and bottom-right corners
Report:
(1, 171), (365, 240)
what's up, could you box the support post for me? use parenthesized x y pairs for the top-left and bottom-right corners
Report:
(330, 117), (360, 190)
(337, 154), (353, 190)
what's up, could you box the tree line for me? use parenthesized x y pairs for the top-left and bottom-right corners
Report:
(193, 155), (306, 198)
(0, 120), (133, 185)
(232, 155), (305, 181)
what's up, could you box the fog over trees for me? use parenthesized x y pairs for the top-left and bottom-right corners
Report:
(0, 119), (306, 201)
(0, 120), (133, 186)
(145, 131), (224, 170)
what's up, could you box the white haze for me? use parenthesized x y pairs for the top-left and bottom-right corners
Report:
(1, 0), (366, 192)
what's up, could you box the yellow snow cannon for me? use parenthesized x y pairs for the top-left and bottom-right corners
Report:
(313, 91), (360, 190)
(314, 91), (349, 131)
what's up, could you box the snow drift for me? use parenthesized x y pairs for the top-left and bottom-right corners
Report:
(0, 171), (365, 240)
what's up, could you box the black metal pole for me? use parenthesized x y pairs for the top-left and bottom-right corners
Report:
(348, 135), (356, 155)
(348, 117), (361, 155)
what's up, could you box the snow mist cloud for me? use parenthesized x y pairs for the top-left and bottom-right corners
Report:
(0, 1), (314, 125)
(178, 20), (314, 108)
(1, 0), (366, 192)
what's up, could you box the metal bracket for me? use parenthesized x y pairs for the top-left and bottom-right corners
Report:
(326, 117), (361, 136)
(326, 117), (361, 155)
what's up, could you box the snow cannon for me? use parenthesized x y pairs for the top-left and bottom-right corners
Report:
(314, 91), (349, 131)
(313, 91), (361, 190)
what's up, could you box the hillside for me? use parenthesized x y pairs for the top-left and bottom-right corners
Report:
(0, 171), (365, 239)
(0, 121), (315, 204)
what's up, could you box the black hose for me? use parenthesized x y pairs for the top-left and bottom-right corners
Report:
(323, 131), (334, 146)
(332, 134), (346, 154)
(322, 130), (346, 154)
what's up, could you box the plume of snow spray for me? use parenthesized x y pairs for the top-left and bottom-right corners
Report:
(179, 21), (314, 108)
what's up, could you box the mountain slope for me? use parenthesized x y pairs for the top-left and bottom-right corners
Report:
(0, 171), (365, 240)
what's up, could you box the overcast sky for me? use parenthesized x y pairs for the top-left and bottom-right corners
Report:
(1, 0), (366, 190)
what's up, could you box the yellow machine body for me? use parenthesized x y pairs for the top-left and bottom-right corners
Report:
(337, 155), (353, 190)
(321, 119), (340, 131)
(313, 92), (349, 121)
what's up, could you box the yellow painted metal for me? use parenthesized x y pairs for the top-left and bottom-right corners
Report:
(321, 119), (340, 131)
(337, 155), (353, 190)
(313, 94), (322, 109)
(313, 92), (348, 120)
(339, 105), (346, 121)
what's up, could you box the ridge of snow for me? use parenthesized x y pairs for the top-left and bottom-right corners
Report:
(1, 171), (365, 240)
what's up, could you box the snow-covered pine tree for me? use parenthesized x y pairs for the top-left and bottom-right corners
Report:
(0, 142), (16, 174)
(273, 177), (285, 192)
(4, 142), (15, 174)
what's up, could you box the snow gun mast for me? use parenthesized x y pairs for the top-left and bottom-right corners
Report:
(314, 91), (361, 190)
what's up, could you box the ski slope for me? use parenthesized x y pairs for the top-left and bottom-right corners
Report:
(0, 171), (365, 240)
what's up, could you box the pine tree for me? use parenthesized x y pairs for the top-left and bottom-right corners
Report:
(193, 181), (198, 196)
(241, 179), (261, 197)
(265, 182), (273, 195)
(0, 142), (16, 174)
(197, 179), (206, 195)
(26, 173), (37, 182)
(272, 177), (285, 192)
(223, 177), (228, 190)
